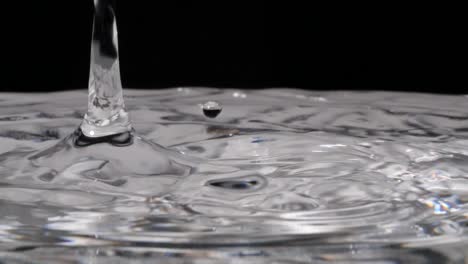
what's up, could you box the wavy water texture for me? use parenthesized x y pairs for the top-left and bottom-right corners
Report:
(0, 89), (468, 263)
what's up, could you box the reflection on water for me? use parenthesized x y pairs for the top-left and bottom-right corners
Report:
(1, 88), (468, 263)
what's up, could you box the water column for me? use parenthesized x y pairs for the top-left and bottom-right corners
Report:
(81, 0), (132, 138)
(27, 0), (191, 181)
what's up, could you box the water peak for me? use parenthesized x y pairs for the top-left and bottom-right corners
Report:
(23, 0), (192, 183)
(81, 0), (131, 138)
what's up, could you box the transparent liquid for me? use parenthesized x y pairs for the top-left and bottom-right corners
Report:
(0, 88), (467, 263)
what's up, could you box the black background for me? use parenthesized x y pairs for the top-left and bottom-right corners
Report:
(0, 1), (464, 93)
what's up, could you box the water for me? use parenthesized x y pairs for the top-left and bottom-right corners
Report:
(201, 101), (223, 118)
(1, 0), (467, 262)
(1, 88), (468, 263)
(23, 0), (191, 182)
(83, 0), (129, 138)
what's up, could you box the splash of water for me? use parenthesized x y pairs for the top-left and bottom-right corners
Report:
(0, 0), (468, 263)
(81, 0), (130, 138)
(22, 0), (192, 183)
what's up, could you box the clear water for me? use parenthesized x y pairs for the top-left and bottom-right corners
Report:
(82, 0), (130, 138)
(0, 88), (467, 263)
(201, 101), (223, 118)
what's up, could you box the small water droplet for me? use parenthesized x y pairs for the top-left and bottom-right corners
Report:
(201, 101), (223, 118)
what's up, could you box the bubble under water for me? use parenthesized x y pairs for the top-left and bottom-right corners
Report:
(1, 88), (468, 263)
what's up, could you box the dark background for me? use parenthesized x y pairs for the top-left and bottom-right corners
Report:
(0, 1), (464, 93)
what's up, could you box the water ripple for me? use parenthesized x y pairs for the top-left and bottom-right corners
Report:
(1, 89), (468, 263)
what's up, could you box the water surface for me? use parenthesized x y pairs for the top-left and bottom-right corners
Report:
(1, 88), (467, 263)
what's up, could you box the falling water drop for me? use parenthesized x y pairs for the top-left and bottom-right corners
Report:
(201, 101), (223, 118)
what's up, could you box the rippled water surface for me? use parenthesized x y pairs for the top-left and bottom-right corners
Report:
(1, 88), (468, 263)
